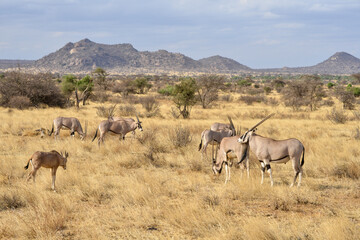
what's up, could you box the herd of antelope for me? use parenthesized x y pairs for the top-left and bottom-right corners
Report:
(24, 113), (304, 191)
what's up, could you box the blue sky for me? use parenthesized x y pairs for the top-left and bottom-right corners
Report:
(1, 0), (359, 68)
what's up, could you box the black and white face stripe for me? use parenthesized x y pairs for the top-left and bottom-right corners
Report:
(137, 122), (143, 131)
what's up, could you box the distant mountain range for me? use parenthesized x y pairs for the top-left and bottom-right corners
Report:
(1, 39), (359, 75)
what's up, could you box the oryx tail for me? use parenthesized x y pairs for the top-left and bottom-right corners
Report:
(49, 123), (54, 136)
(92, 128), (98, 142)
(301, 147), (305, 167)
(24, 157), (32, 170)
(198, 131), (205, 151)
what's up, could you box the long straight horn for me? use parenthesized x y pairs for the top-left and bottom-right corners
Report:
(136, 113), (141, 123)
(227, 116), (236, 135)
(249, 113), (275, 131)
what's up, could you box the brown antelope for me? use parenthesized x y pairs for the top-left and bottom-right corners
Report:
(237, 129), (305, 187)
(213, 113), (305, 187)
(210, 116), (236, 132)
(109, 116), (138, 136)
(198, 129), (235, 161)
(49, 117), (87, 140)
(24, 150), (68, 191)
(92, 114), (143, 146)
(200, 116), (236, 161)
(212, 135), (250, 183)
(212, 115), (275, 183)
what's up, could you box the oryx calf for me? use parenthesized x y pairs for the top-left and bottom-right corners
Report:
(24, 150), (68, 191)
(198, 129), (234, 161)
(49, 117), (87, 140)
(92, 116), (143, 146)
(212, 136), (250, 184)
(238, 130), (305, 187)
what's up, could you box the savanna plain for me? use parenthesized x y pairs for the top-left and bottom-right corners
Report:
(0, 88), (359, 240)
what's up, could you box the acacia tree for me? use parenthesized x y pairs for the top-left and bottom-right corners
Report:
(61, 74), (93, 108)
(132, 77), (152, 94)
(281, 75), (325, 111)
(172, 77), (197, 118)
(92, 67), (110, 90)
(196, 74), (225, 108)
(351, 73), (360, 84)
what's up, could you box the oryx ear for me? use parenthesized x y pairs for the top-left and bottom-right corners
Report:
(65, 151), (69, 158)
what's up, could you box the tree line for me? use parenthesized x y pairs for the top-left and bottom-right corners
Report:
(0, 68), (359, 119)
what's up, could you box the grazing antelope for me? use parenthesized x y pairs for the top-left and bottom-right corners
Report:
(24, 150), (68, 191)
(200, 116), (236, 161)
(198, 129), (235, 161)
(212, 135), (250, 183)
(109, 116), (138, 136)
(236, 114), (305, 187)
(92, 114), (143, 146)
(210, 116), (236, 132)
(49, 117), (87, 140)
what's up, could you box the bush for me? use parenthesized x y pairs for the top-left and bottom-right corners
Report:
(332, 162), (360, 179)
(264, 97), (279, 106)
(91, 91), (109, 103)
(239, 95), (265, 105)
(118, 104), (136, 116)
(327, 82), (335, 89)
(321, 98), (335, 107)
(96, 105), (117, 118)
(8, 96), (32, 109)
(264, 86), (272, 94)
(221, 94), (233, 102)
(326, 108), (348, 124)
(169, 125), (192, 148)
(158, 85), (174, 96)
(139, 96), (160, 117)
(0, 71), (66, 108)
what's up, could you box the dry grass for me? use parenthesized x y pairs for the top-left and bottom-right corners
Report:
(0, 92), (359, 239)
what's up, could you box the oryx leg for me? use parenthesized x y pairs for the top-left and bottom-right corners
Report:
(70, 128), (75, 138)
(264, 160), (274, 187)
(26, 161), (38, 183)
(202, 142), (209, 161)
(290, 157), (302, 187)
(245, 149), (250, 178)
(224, 163), (230, 184)
(50, 167), (58, 191)
(260, 161), (265, 184)
(54, 127), (60, 140)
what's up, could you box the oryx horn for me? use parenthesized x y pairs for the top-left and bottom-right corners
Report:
(249, 113), (275, 131)
(227, 116), (236, 135)
(136, 113), (141, 123)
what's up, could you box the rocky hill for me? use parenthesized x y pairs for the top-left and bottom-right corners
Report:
(1, 39), (360, 75)
(258, 52), (360, 75)
(32, 39), (250, 74)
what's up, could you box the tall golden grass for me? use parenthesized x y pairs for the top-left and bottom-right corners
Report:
(0, 92), (359, 239)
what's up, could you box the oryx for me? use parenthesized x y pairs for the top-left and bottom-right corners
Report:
(24, 150), (68, 191)
(198, 129), (235, 161)
(49, 117), (87, 140)
(237, 114), (305, 187)
(210, 116), (236, 132)
(199, 116), (236, 161)
(212, 135), (250, 184)
(92, 114), (143, 146)
(109, 116), (138, 136)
